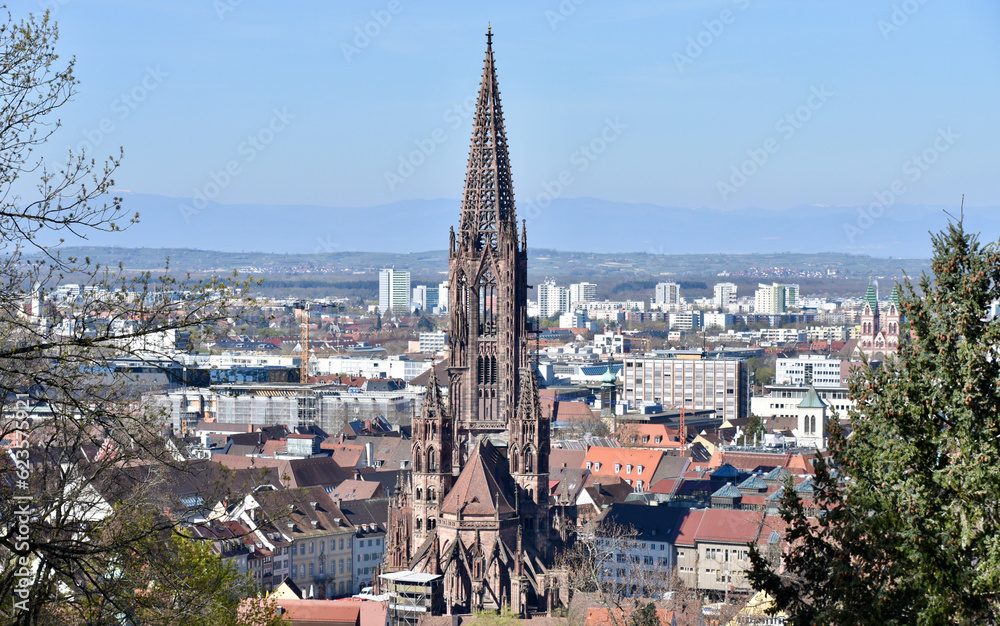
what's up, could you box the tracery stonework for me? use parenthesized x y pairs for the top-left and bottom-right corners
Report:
(383, 30), (553, 616)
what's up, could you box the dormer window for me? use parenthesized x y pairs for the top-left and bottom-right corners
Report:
(614, 463), (621, 474)
(637, 465), (644, 475)
(586, 461), (592, 470)
(594, 462), (602, 471)
(626, 464), (632, 474)
(654, 436), (662, 444)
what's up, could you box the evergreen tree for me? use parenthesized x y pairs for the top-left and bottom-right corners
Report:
(748, 220), (1000, 624)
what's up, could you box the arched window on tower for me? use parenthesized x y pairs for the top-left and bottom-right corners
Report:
(524, 446), (534, 473)
(428, 447), (438, 473)
(479, 269), (497, 337)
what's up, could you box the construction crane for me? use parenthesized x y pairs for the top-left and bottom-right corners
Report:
(660, 402), (690, 456)
(293, 301), (310, 383)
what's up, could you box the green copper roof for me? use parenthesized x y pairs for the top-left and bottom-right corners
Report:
(888, 284), (901, 307)
(600, 365), (617, 385)
(798, 385), (827, 409)
(864, 282), (878, 313)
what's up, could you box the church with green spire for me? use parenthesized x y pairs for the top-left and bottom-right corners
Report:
(856, 281), (902, 359)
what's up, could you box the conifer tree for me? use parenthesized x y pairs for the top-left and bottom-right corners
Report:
(748, 219), (1000, 624)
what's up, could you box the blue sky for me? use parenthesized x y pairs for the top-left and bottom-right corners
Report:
(38, 1), (1000, 213)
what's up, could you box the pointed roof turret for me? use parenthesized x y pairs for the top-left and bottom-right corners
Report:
(888, 284), (901, 308)
(798, 385), (827, 409)
(421, 363), (447, 419)
(515, 368), (541, 422)
(864, 280), (878, 313)
(458, 29), (517, 252)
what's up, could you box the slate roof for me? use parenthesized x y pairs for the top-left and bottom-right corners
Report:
(737, 474), (768, 491)
(711, 463), (740, 480)
(441, 439), (515, 517)
(711, 482), (744, 499)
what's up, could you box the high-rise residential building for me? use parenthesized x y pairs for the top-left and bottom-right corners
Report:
(383, 31), (551, 617)
(379, 269), (410, 315)
(569, 282), (597, 307)
(437, 281), (449, 313)
(622, 354), (750, 423)
(411, 285), (440, 312)
(713, 282), (738, 309)
(654, 282), (681, 308)
(754, 283), (786, 314)
(537, 280), (569, 318)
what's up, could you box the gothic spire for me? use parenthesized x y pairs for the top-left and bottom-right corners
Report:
(458, 29), (517, 252)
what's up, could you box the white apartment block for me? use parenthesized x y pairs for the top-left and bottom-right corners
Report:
(713, 282), (738, 310)
(538, 280), (570, 318)
(654, 282), (681, 308)
(804, 326), (849, 342)
(668, 311), (702, 330)
(581, 300), (645, 313)
(622, 355), (749, 422)
(569, 282), (597, 307)
(418, 331), (447, 354)
(754, 283), (786, 314)
(757, 328), (806, 343)
(379, 269), (410, 315)
(775, 354), (845, 387)
(703, 312), (733, 330)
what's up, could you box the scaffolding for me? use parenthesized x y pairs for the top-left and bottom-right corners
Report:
(380, 571), (443, 626)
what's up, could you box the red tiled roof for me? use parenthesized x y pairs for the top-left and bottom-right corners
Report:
(582, 446), (664, 483)
(441, 441), (515, 517)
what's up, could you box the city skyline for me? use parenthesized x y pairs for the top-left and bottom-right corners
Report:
(35, 2), (998, 226)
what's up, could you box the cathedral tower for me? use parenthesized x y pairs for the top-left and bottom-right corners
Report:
(387, 30), (553, 616)
(447, 28), (529, 445)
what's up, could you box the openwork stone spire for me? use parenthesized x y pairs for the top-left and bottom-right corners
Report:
(459, 28), (516, 252)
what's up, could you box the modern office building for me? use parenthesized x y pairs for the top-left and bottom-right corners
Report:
(379, 269), (411, 315)
(622, 353), (750, 423)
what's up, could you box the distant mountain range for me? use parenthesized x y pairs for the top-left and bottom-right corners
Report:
(36, 193), (999, 259)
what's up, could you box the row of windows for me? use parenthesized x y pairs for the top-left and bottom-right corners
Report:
(291, 537), (347, 556)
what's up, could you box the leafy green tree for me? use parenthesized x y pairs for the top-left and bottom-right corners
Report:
(747, 220), (1000, 624)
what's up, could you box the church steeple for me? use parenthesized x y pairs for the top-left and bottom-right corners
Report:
(458, 28), (517, 252)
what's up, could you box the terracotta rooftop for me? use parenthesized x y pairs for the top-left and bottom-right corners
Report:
(441, 440), (515, 518)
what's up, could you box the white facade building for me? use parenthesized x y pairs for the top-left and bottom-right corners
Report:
(622, 355), (750, 422)
(418, 331), (447, 354)
(775, 354), (845, 387)
(379, 269), (410, 315)
(569, 282), (597, 308)
(713, 282), (738, 310)
(538, 280), (570, 318)
(654, 282), (681, 309)
(754, 283), (786, 314)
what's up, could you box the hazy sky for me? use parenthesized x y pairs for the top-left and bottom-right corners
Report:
(39, 1), (1000, 213)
